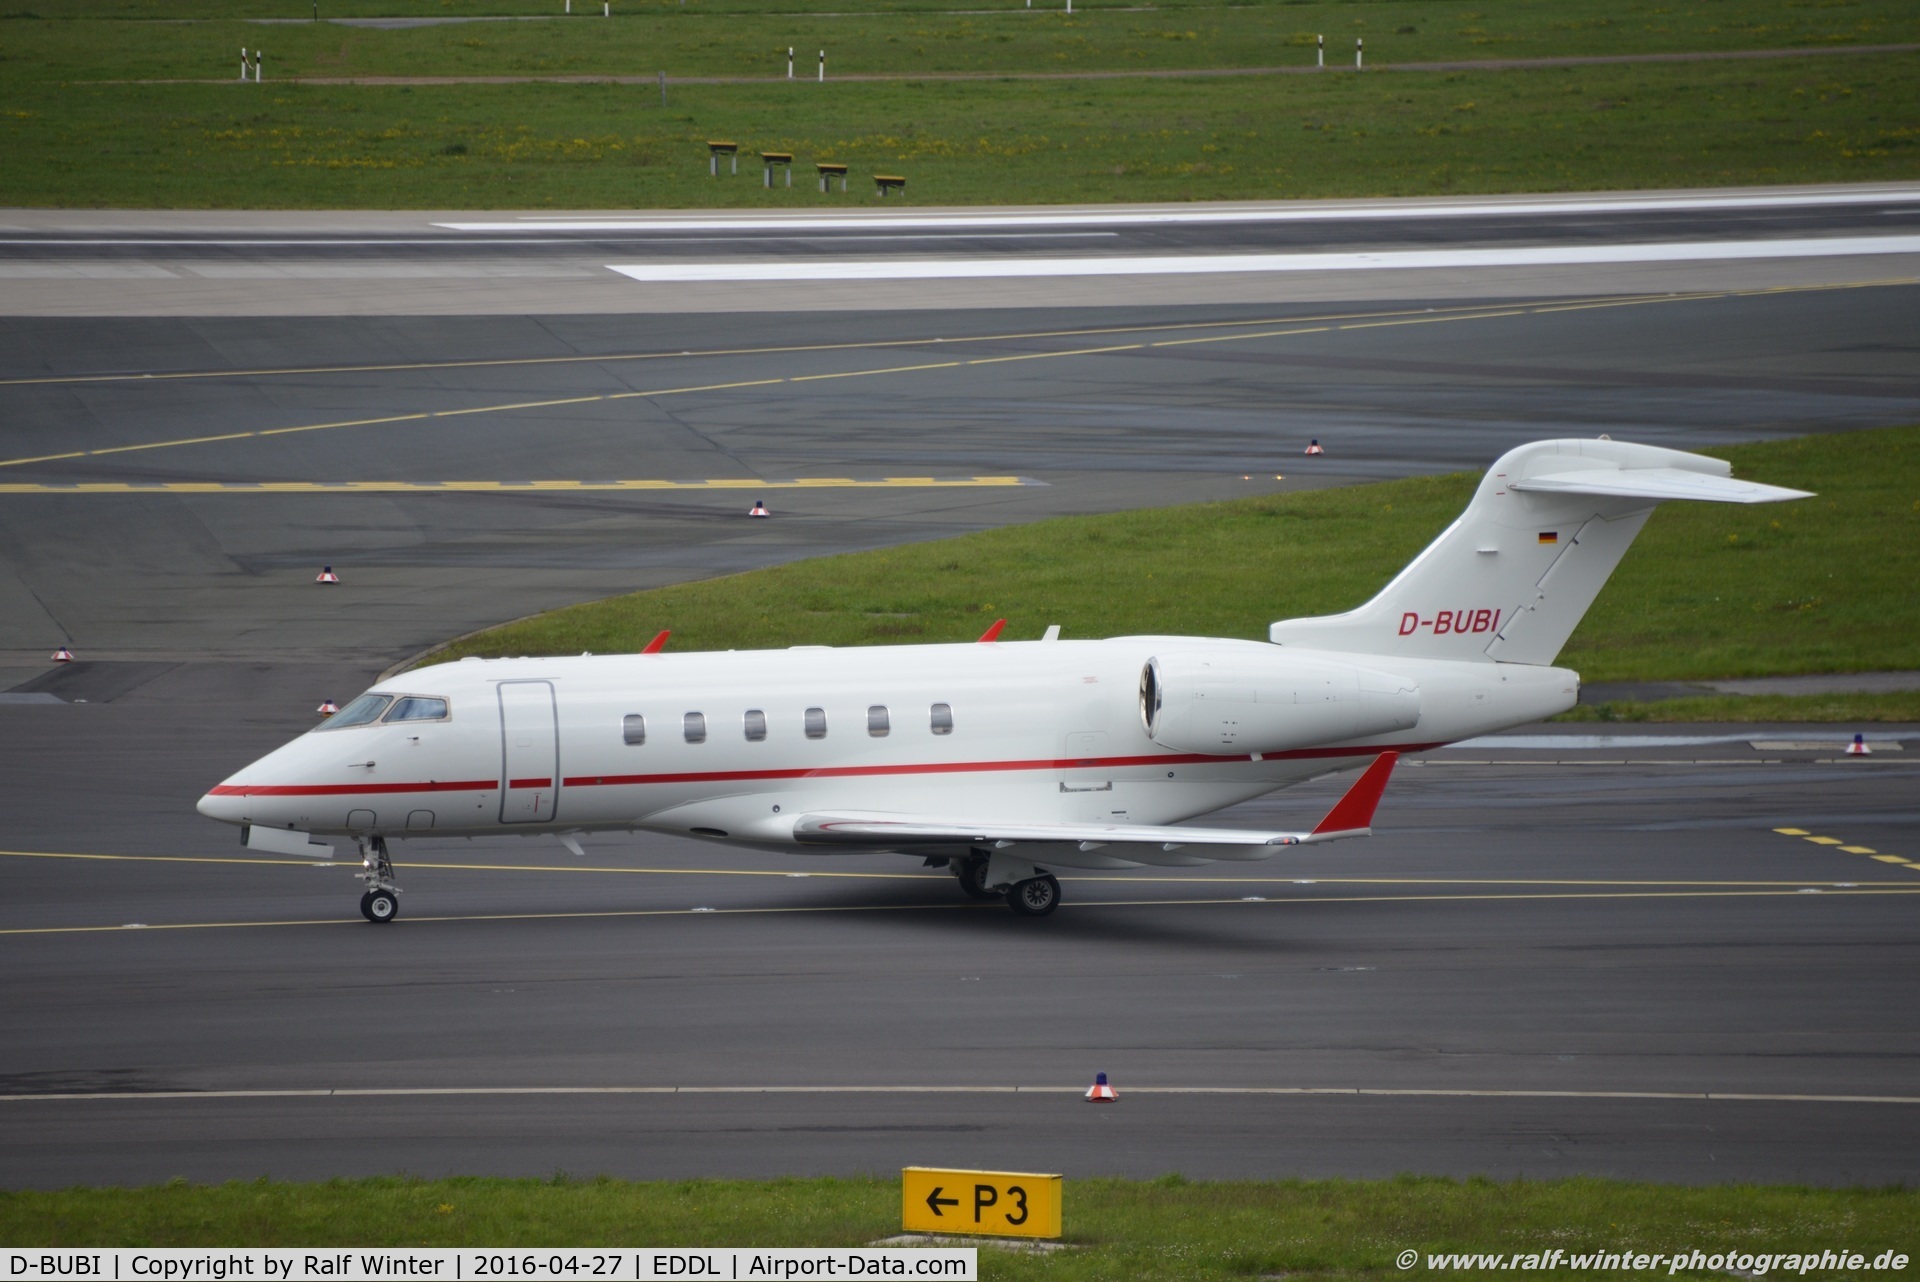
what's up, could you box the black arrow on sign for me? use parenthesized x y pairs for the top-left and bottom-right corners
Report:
(925, 1187), (959, 1217)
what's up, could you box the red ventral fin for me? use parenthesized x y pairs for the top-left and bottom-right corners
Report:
(641, 630), (671, 654)
(976, 618), (1007, 643)
(1309, 751), (1399, 838)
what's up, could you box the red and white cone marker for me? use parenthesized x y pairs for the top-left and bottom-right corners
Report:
(1847, 733), (1871, 756)
(317, 698), (340, 717)
(1304, 439), (1325, 456)
(1085, 1071), (1117, 1103)
(316, 565), (341, 584)
(51, 646), (74, 663)
(748, 500), (771, 518)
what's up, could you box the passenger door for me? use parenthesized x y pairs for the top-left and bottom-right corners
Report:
(498, 681), (559, 823)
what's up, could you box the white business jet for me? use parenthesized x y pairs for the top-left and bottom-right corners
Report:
(199, 439), (1807, 923)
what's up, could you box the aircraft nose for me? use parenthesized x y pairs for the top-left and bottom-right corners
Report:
(197, 788), (246, 825)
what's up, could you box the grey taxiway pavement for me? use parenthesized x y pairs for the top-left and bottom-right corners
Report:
(2, 188), (1918, 1187)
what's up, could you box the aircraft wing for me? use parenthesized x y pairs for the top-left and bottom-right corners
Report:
(792, 752), (1398, 853)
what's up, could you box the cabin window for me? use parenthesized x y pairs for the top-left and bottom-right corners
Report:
(804, 707), (828, 739)
(683, 712), (707, 744)
(386, 695), (449, 723)
(867, 705), (890, 737)
(930, 702), (954, 735)
(744, 709), (767, 741)
(320, 693), (391, 729)
(622, 714), (646, 746)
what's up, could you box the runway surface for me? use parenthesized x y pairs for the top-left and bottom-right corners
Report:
(2, 186), (1918, 1188)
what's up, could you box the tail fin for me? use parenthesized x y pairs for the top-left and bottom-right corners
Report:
(1268, 439), (1810, 665)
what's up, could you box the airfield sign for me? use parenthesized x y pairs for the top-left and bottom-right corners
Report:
(901, 1167), (1063, 1239)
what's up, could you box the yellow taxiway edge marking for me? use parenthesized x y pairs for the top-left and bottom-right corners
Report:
(1336, 309), (1528, 332)
(3, 886), (1914, 938)
(1151, 324), (1333, 348)
(0, 477), (1032, 495)
(5, 1084), (1918, 1105)
(788, 360), (964, 382)
(0, 297), (1686, 389)
(1870, 854), (1912, 864)
(965, 342), (1144, 365)
(1804, 836), (1846, 845)
(1840, 845), (1879, 854)
(1774, 827), (1811, 835)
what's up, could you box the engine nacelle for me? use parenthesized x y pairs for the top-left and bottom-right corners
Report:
(1141, 649), (1420, 755)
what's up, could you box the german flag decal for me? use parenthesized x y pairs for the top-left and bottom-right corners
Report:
(1538, 531), (1559, 545)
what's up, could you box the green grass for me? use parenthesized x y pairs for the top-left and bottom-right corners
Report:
(11, 0), (1920, 82)
(4, 1174), (1916, 1278)
(1, 2), (1916, 205)
(420, 423), (1920, 699)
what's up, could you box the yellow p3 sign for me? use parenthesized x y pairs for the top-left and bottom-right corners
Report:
(901, 1166), (1063, 1239)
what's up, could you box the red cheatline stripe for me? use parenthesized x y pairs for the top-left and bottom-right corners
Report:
(207, 743), (1446, 798)
(207, 780), (495, 797)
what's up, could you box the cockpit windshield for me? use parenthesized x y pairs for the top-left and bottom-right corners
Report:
(321, 693), (392, 728)
(387, 695), (449, 722)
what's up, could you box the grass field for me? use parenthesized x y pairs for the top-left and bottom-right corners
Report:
(417, 423), (1920, 721)
(4, 1174), (1916, 1276)
(2, 1), (1917, 205)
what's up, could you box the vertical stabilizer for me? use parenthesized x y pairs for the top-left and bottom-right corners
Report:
(1268, 439), (1810, 666)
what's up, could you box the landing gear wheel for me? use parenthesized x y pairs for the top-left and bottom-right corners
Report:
(1006, 874), (1061, 917)
(355, 834), (402, 923)
(953, 854), (999, 900)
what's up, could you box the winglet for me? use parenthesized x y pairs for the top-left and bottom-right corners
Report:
(641, 629), (670, 654)
(1304, 752), (1398, 842)
(977, 618), (1006, 643)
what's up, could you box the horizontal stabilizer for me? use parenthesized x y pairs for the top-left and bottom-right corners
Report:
(1510, 467), (1811, 504)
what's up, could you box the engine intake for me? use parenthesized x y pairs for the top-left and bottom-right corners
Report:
(1141, 650), (1420, 755)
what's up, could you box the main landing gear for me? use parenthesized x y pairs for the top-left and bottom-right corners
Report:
(357, 834), (401, 924)
(953, 850), (1061, 917)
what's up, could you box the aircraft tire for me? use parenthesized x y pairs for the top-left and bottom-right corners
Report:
(360, 889), (399, 924)
(953, 856), (999, 900)
(1006, 874), (1060, 917)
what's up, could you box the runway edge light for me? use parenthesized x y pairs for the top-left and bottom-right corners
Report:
(902, 1166), (1062, 1240)
(1085, 1072), (1117, 1103)
(51, 645), (74, 662)
(1848, 733), (1871, 755)
(315, 565), (340, 584)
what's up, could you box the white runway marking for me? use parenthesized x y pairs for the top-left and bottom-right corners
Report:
(0, 233), (1118, 247)
(4, 1085), (1916, 1105)
(440, 186), (1920, 233)
(606, 236), (1920, 282)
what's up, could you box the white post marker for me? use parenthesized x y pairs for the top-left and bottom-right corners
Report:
(256, 50), (263, 81)
(240, 47), (248, 81)
(818, 48), (824, 81)
(565, 0), (570, 11)
(1316, 33), (1323, 67)
(1356, 36), (1363, 68)
(788, 46), (794, 78)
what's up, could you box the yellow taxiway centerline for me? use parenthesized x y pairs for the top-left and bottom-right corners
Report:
(5, 846), (1913, 889)
(0, 476), (1033, 495)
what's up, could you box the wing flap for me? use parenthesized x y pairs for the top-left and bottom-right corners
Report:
(793, 752), (1398, 853)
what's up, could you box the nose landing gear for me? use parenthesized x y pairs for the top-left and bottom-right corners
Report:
(357, 834), (401, 923)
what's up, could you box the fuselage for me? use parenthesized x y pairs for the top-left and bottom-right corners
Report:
(198, 636), (1577, 853)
